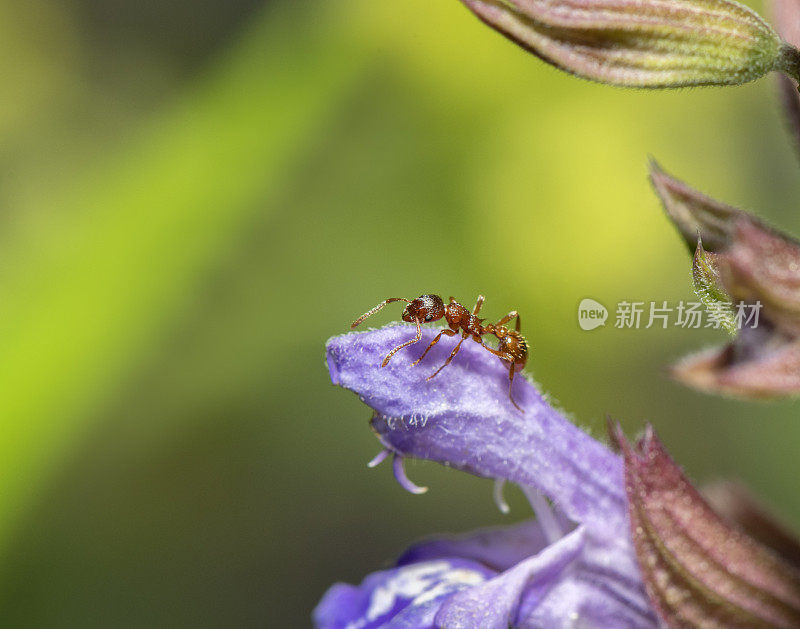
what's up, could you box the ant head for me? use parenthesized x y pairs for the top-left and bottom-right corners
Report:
(402, 294), (445, 324)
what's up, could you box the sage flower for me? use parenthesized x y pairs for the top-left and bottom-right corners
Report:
(316, 325), (800, 627)
(651, 160), (800, 397)
(458, 0), (800, 88)
(317, 325), (658, 627)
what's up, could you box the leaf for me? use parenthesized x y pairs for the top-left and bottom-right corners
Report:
(692, 238), (736, 335)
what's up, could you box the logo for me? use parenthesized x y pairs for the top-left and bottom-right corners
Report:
(578, 298), (608, 330)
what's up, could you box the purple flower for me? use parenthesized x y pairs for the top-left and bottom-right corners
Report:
(316, 325), (659, 628)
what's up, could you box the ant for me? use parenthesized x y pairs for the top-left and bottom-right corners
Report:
(351, 294), (528, 411)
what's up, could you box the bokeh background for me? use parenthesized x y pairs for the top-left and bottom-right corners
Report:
(0, 0), (798, 625)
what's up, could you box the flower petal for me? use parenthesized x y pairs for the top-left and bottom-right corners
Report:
(434, 526), (585, 628)
(325, 328), (658, 627)
(517, 565), (657, 627)
(459, 0), (797, 88)
(398, 521), (657, 627)
(397, 517), (573, 572)
(613, 424), (800, 628)
(327, 326), (626, 537)
(313, 559), (494, 629)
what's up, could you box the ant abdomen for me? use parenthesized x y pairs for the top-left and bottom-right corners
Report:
(498, 331), (528, 368)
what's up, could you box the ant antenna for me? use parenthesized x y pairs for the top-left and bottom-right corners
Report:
(351, 298), (411, 328)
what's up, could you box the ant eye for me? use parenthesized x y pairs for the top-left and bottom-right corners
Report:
(425, 315), (432, 321)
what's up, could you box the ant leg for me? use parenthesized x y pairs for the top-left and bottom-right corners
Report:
(381, 318), (422, 367)
(477, 342), (524, 412)
(472, 294), (486, 316)
(507, 364), (523, 413)
(495, 311), (521, 332)
(426, 333), (467, 380)
(411, 329), (457, 366)
(352, 298), (411, 328)
(476, 339), (510, 360)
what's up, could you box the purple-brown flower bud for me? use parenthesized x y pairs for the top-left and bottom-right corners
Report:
(612, 423), (800, 628)
(773, 0), (800, 155)
(652, 160), (800, 397)
(459, 0), (800, 88)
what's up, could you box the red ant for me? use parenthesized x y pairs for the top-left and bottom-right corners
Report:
(351, 294), (528, 411)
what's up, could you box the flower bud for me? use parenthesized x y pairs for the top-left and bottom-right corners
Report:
(612, 423), (800, 628)
(651, 160), (800, 397)
(460, 0), (800, 87)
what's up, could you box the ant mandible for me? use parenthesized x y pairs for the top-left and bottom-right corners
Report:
(351, 294), (528, 412)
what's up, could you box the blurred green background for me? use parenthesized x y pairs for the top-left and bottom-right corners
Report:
(0, 0), (798, 625)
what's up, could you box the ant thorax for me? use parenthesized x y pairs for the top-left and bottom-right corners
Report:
(444, 302), (479, 334)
